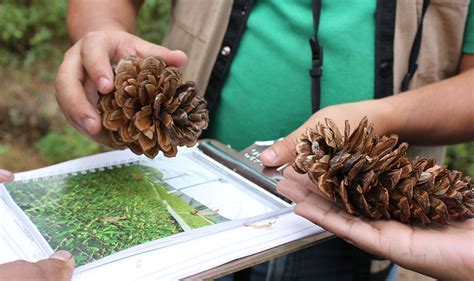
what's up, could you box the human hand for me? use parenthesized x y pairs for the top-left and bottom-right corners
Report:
(0, 169), (14, 183)
(260, 103), (379, 167)
(55, 30), (187, 147)
(0, 251), (75, 281)
(278, 167), (474, 280)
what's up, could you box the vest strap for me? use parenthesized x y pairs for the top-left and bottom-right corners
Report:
(374, 0), (397, 99)
(401, 0), (431, 92)
(204, 0), (255, 114)
(309, 0), (323, 112)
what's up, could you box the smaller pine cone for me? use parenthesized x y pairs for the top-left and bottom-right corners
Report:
(97, 56), (209, 158)
(293, 117), (473, 224)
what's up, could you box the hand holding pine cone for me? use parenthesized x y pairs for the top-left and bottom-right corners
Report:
(97, 56), (209, 158)
(293, 117), (473, 224)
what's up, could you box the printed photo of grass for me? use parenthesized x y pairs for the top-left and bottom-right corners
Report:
(5, 164), (216, 266)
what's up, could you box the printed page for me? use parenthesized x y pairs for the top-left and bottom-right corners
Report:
(2, 148), (289, 270)
(72, 212), (325, 281)
(0, 186), (51, 264)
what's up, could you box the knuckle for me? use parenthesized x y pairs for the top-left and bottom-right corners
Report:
(293, 204), (304, 216)
(54, 75), (67, 94)
(37, 260), (71, 281)
(63, 44), (76, 59)
(83, 30), (106, 42)
(12, 260), (34, 268)
(281, 138), (297, 154)
(343, 220), (355, 239)
(63, 42), (81, 62)
(302, 176), (313, 189)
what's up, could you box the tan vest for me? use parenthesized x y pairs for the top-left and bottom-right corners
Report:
(162, 0), (471, 163)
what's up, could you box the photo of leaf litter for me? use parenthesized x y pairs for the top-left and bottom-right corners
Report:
(5, 164), (220, 266)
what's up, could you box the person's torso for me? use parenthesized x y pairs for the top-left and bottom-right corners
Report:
(163, 0), (472, 159)
(205, 0), (376, 150)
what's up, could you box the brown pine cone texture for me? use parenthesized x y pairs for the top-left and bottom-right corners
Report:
(293, 117), (473, 224)
(97, 56), (208, 158)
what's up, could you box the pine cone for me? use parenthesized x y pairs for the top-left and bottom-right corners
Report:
(97, 56), (209, 158)
(293, 117), (473, 224)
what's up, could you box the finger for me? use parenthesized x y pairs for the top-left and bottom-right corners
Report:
(260, 123), (309, 167)
(0, 169), (14, 182)
(80, 32), (115, 94)
(283, 168), (312, 190)
(82, 79), (125, 148)
(282, 167), (327, 197)
(294, 197), (385, 256)
(86, 129), (117, 148)
(276, 178), (311, 203)
(56, 45), (102, 135)
(0, 251), (75, 281)
(84, 78), (99, 106)
(36, 251), (75, 281)
(0, 260), (38, 280)
(134, 37), (187, 67)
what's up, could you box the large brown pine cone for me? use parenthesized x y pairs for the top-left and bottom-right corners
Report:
(293, 117), (473, 224)
(97, 56), (208, 158)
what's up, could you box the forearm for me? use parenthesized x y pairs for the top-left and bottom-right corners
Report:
(383, 67), (474, 145)
(330, 63), (474, 145)
(67, 0), (143, 42)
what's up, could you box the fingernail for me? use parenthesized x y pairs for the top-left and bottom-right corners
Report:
(172, 50), (187, 61)
(82, 117), (96, 133)
(98, 77), (109, 92)
(172, 49), (186, 56)
(260, 148), (277, 164)
(0, 169), (13, 182)
(50, 250), (72, 261)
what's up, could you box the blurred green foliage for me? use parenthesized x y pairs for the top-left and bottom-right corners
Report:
(0, 144), (12, 156)
(137, 0), (171, 44)
(0, 0), (170, 67)
(35, 126), (106, 164)
(0, 0), (68, 67)
(445, 142), (474, 177)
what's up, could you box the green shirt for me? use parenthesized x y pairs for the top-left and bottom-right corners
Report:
(206, 0), (474, 150)
(463, 2), (474, 53)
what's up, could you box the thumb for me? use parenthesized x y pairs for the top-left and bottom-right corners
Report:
(36, 251), (75, 281)
(0, 169), (14, 183)
(260, 129), (305, 167)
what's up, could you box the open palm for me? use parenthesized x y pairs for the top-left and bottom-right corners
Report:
(278, 167), (474, 280)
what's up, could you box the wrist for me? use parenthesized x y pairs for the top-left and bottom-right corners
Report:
(368, 98), (399, 136)
(68, 20), (129, 43)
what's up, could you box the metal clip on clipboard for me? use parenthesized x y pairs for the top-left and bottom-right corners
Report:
(198, 139), (289, 202)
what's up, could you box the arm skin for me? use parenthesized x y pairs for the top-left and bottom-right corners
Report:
(56, 0), (186, 146)
(378, 56), (474, 145)
(260, 54), (474, 280)
(67, 0), (144, 42)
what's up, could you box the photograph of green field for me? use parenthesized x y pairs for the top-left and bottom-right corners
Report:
(5, 164), (216, 266)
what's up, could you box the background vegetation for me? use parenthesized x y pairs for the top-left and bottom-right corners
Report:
(0, 0), (171, 170)
(0, 0), (472, 178)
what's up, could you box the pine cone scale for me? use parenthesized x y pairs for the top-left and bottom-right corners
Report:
(97, 56), (208, 158)
(293, 117), (473, 224)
